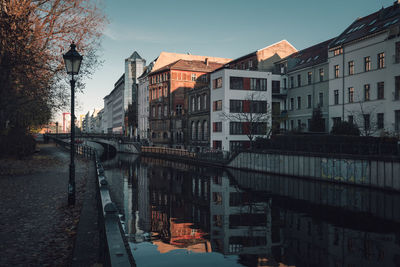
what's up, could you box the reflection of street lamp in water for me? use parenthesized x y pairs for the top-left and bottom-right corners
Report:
(63, 42), (83, 206)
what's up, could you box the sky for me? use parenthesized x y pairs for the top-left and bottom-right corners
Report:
(65, 0), (394, 120)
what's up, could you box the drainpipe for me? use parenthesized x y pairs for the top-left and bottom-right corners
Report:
(342, 46), (345, 121)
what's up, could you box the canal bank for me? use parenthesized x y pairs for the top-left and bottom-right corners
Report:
(140, 147), (400, 192)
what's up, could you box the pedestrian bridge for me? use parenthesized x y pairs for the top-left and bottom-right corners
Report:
(47, 133), (141, 154)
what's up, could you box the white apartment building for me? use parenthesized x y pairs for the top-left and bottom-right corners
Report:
(210, 69), (277, 151)
(103, 74), (124, 133)
(328, 3), (400, 136)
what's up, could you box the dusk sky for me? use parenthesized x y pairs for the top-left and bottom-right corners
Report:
(70, 0), (393, 119)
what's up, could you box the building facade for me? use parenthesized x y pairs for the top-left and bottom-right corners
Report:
(187, 83), (210, 152)
(276, 39), (333, 132)
(328, 3), (400, 136)
(148, 59), (227, 148)
(137, 62), (154, 140)
(124, 51), (145, 137)
(103, 74), (124, 133)
(210, 69), (279, 151)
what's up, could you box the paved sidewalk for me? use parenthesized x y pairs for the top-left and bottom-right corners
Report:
(0, 142), (99, 266)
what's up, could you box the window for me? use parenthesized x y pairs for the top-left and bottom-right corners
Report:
(308, 72), (312, 85)
(203, 94), (207, 110)
(164, 86), (168, 97)
(364, 56), (371, 71)
(364, 114), (370, 130)
(213, 140), (222, 150)
(348, 61), (354, 75)
(283, 78), (287, 89)
(377, 113), (384, 129)
(213, 77), (222, 89)
(348, 87), (354, 103)
(164, 105), (168, 117)
(191, 121), (196, 140)
(297, 120), (301, 129)
(297, 96), (301, 109)
(307, 95), (311, 108)
(213, 122), (222, 132)
(197, 96), (201, 111)
(396, 42), (400, 63)
(395, 110), (400, 132)
(290, 120), (294, 130)
(248, 60), (253, 68)
(230, 100), (242, 113)
(364, 84), (370, 101)
(333, 48), (343, 56)
(191, 97), (195, 111)
(396, 76), (400, 100)
(176, 104), (182, 115)
(297, 74), (301, 87)
(332, 117), (341, 126)
(290, 77), (294, 88)
(290, 98), (294, 110)
(250, 78), (267, 91)
(152, 106), (156, 118)
(197, 121), (202, 140)
(319, 92), (324, 106)
(334, 65), (340, 78)
(213, 100), (222, 111)
(191, 73), (197, 81)
(377, 52), (385, 69)
(334, 90), (339, 105)
(319, 68), (324, 82)
(377, 82), (384, 99)
(203, 120), (208, 140)
(272, 80), (280, 94)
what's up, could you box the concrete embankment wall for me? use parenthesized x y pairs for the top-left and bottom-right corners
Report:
(228, 152), (400, 191)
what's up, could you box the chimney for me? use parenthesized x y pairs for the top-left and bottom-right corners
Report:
(205, 58), (209, 66)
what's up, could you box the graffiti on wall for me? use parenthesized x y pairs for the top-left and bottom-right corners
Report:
(321, 158), (368, 184)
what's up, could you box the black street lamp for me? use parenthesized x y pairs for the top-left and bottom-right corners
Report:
(63, 42), (83, 206)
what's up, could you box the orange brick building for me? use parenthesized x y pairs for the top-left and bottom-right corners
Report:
(148, 59), (226, 147)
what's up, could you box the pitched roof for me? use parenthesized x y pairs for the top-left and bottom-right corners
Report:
(329, 2), (400, 49)
(151, 52), (231, 72)
(150, 59), (225, 75)
(284, 38), (335, 72)
(127, 51), (142, 60)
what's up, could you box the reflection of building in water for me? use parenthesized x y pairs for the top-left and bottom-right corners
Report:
(281, 209), (399, 267)
(210, 173), (284, 266)
(104, 157), (400, 267)
(148, 166), (211, 252)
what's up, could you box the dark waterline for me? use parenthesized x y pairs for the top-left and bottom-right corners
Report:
(102, 153), (400, 267)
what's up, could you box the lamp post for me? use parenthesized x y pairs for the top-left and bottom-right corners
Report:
(63, 42), (83, 206)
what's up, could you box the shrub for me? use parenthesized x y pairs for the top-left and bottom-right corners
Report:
(330, 121), (360, 136)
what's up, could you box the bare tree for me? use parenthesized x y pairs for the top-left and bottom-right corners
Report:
(219, 92), (271, 149)
(347, 100), (380, 136)
(0, 0), (107, 133)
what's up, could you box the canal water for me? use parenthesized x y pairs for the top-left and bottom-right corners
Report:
(102, 153), (400, 267)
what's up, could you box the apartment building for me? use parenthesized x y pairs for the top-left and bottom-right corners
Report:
(137, 62), (153, 140)
(328, 2), (400, 135)
(187, 76), (211, 152)
(276, 38), (333, 132)
(210, 68), (281, 151)
(223, 40), (297, 132)
(103, 74), (124, 133)
(148, 57), (229, 147)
